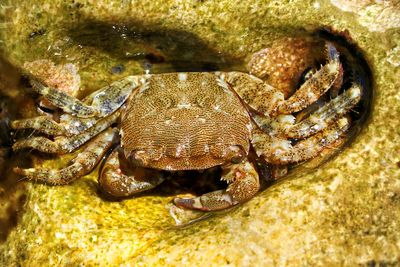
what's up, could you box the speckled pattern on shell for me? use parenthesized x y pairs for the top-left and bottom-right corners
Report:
(120, 72), (252, 170)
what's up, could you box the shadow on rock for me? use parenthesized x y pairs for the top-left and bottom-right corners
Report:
(66, 18), (243, 73)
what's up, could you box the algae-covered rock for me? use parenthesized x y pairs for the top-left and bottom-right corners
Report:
(330, 0), (400, 32)
(0, 0), (399, 266)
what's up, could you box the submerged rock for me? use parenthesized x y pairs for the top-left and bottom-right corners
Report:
(0, 0), (399, 266)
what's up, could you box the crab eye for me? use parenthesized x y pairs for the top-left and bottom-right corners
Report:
(129, 150), (150, 167)
(226, 145), (246, 164)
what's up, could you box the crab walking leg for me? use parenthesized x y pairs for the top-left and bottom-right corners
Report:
(252, 84), (361, 139)
(174, 160), (260, 211)
(251, 113), (292, 136)
(13, 111), (120, 153)
(30, 79), (98, 118)
(60, 116), (97, 136)
(30, 75), (141, 119)
(285, 84), (361, 138)
(11, 116), (67, 136)
(98, 149), (165, 197)
(11, 114), (101, 137)
(11, 77), (141, 136)
(275, 43), (341, 115)
(223, 71), (284, 116)
(55, 76), (141, 135)
(13, 128), (117, 185)
(54, 76), (142, 135)
(224, 43), (341, 118)
(89, 75), (141, 117)
(252, 117), (351, 165)
(56, 76), (143, 135)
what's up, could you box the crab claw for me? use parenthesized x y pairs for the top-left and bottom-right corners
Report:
(173, 160), (259, 211)
(174, 190), (237, 211)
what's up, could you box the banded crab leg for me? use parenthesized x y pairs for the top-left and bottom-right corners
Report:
(12, 76), (143, 136)
(225, 43), (342, 118)
(11, 113), (104, 137)
(174, 160), (260, 211)
(12, 111), (120, 153)
(98, 148), (166, 198)
(252, 83), (362, 138)
(14, 128), (117, 185)
(251, 116), (351, 165)
(11, 116), (68, 136)
(30, 78), (97, 118)
(274, 43), (341, 115)
(284, 84), (361, 138)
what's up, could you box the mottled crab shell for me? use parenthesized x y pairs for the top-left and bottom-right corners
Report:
(120, 72), (252, 170)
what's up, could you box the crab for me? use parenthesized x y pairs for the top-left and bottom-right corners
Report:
(11, 43), (361, 211)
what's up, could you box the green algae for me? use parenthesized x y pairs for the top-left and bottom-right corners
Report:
(0, 0), (399, 266)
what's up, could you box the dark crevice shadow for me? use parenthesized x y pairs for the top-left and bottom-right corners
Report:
(315, 28), (373, 128)
(66, 18), (243, 73)
(276, 28), (374, 181)
(0, 55), (28, 243)
(310, 28), (374, 158)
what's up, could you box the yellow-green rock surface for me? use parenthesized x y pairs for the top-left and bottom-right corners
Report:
(0, 0), (399, 265)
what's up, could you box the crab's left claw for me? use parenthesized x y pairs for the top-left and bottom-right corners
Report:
(174, 160), (259, 211)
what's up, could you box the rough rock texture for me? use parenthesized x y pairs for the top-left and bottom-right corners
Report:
(330, 0), (400, 32)
(23, 60), (81, 97)
(0, 0), (399, 266)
